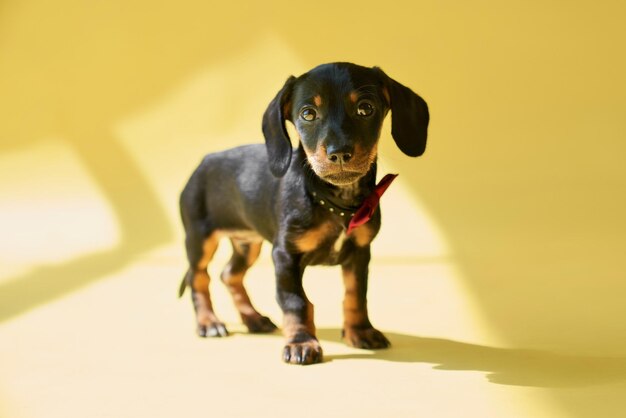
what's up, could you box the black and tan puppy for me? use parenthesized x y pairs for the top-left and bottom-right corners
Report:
(178, 62), (429, 365)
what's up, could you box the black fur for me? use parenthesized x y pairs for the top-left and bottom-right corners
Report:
(179, 62), (429, 365)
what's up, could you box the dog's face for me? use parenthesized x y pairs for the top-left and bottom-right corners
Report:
(289, 65), (389, 186)
(263, 63), (429, 182)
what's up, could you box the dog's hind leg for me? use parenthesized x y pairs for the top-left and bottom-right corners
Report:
(220, 239), (277, 333)
(185, 230), (228, 337)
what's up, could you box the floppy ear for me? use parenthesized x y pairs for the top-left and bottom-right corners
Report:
(375, 67), (430, 157)
(262, 76), (296, 177)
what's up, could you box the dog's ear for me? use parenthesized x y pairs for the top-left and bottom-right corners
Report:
(262, 76), (296, 177)
(375, 67), (429, 157)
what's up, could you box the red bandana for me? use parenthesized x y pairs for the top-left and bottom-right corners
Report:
(347, 173), (398, 234)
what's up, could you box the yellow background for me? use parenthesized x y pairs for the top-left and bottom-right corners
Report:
(1, 1), (625, 417)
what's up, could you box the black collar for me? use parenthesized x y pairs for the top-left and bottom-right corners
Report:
(303, 163), (377, 225)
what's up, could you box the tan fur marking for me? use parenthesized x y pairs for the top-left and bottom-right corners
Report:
(343, 309), (366, 328)
(307, 143), (379, 179)
(197, 232), (220, 270)
(221, 240), (263, 318)
(342, 268), (368, 326)
(192, 271), (219, 324)
(313, 95), (322, 107)
(220, 229), (263, 242)
(367, 142), (379, 164)
(294, 221), (334, 253)
(349, 91), (358, 103)
(361, 142), (379, 161)
(246, 242), (262, 266)
(351, 224), (375, 247)
(351, 142), (379, 172)
(283, 302), (315, 339)
(283, 313), (302, 340)
(225, 276), (257, 316)
(302, 142), (327, 173)
(191, 232), (222, 326)
(192, 271), (210, 292)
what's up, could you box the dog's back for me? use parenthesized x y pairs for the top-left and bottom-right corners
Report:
(180, 143), (280, 241)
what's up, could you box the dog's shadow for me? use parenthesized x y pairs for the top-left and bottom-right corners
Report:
(312, 328), (626, 388)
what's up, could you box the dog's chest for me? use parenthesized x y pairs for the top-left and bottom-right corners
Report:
(293, 219), (376, 266)
(293, 220), (350, 265)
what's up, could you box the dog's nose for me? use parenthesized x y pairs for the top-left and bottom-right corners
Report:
(327, 145), (353, 164)
(328, 152), (352, 164)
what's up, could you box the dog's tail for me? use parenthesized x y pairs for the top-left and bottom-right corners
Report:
(178, 270), (190, 298)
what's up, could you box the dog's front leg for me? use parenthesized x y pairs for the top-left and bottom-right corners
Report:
(273, 246), (323, 365)
(341, 245), (391, 349)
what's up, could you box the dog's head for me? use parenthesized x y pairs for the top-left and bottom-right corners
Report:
(262, 62), (429, 185)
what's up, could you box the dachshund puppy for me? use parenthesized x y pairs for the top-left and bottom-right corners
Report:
(179, 62), (429, 365)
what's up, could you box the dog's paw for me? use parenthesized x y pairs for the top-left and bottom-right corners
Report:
(282, 338), (323, 365)
(343, 326), (390, 349)
(242, 314), (278, 334)
(197, 322), (229, 338)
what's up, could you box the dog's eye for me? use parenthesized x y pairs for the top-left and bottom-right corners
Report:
(300, 108), (317, 122)
(356, 101), (374, 117)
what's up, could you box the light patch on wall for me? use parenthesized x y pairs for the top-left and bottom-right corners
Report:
(373, 157), (449, 260)
(0, 139), (120, 280)
(116, 34), (308, 242)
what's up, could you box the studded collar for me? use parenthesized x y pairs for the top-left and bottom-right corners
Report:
(304, 166), (398, 233)
(304, 168), (373, 226)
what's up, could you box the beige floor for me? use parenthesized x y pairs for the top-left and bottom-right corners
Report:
(0, 201), (557, 418)
(2, 2), (626, 417)
(1, 143), (624, 417)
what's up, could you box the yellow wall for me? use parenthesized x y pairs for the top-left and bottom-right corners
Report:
(1, 1), (625, 417)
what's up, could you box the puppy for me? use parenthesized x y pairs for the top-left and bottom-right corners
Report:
(179, 62), (429, 365)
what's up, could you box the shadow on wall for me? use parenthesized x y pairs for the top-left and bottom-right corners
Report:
(316, 329), (626, 389)
(0, 133), (174, 323)
(0, 1), (276, 322)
